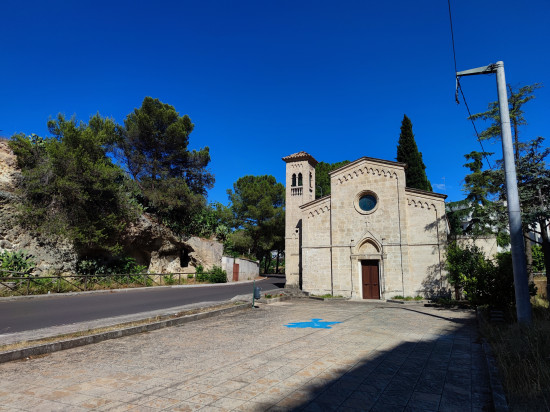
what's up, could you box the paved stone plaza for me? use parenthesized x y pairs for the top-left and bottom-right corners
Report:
(0, 300), (492, 411)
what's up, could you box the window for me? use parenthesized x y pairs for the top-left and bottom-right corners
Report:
(354, 191), (379, 214)
(309, 172), (312, 188)
(359, 194), (377, 211)
(298, 173), (303, 186)
(292, 174), (296, 187)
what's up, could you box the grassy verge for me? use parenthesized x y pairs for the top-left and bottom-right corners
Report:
(391, 295), (423, 301)
(479, 296), (550, 411)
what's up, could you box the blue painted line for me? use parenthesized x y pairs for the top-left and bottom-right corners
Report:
(285, 318), (341, 329)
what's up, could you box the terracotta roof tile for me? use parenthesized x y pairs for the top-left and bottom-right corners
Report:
(282, 151), (318, 166)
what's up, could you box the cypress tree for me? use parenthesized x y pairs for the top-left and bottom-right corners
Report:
(396, 114), (432, 191)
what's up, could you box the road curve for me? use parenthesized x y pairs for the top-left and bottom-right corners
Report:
(0, 276), (285, 334)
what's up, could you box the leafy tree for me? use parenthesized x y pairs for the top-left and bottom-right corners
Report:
(9, 114), (138, 255)
(464, 84), (549, 280)
(120, 97), (214, 233)
(396, 114), (432, 191)
(315, 160), (350, 199)
(469, 83), (542, 161)
(227, 175), (285, 271)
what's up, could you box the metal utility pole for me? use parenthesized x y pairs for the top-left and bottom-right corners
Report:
(457, 61), (532, 325)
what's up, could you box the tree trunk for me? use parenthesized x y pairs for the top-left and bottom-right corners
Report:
(264, 254), (270, 275)
(275, 251), (280, 274)
(525, 233), (534, 283)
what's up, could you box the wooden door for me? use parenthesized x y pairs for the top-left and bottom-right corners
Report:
(232, 263), (239, 282)
(361, 260), (380, 299)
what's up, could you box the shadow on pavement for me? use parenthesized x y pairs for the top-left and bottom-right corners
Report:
(278, 308), (494, 411)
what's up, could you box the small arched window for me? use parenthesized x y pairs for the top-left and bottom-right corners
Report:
(298, 173), (303, 186)
(291, 174), (297, 187)
(309, 172), (312, 188)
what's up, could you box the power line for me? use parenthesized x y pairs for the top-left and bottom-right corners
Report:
(457, 80), (494, 169)
(447, 0), (493, 170)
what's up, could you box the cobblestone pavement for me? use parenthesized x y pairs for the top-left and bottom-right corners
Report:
(0, 299), (492, 411)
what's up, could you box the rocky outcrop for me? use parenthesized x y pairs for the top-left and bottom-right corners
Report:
(0, 139), (78, 274)
(0, 139), (222, 274)
(121, 214), (223, 274)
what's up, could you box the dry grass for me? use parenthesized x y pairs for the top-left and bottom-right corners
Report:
(480, 297), (550, 411)
(0, 301), (245, 353)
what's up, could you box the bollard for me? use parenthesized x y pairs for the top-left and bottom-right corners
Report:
(252, 280), (261, 308)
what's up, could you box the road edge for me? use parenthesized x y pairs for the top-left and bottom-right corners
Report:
(0, 302), (250, 364)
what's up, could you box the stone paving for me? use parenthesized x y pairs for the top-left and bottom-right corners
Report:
(0, 299), (492, 411)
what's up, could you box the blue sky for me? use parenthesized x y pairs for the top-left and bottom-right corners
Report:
(1, 0), (549, 205)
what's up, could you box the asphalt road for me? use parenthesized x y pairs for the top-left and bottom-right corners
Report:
(0, 276), (285, 334)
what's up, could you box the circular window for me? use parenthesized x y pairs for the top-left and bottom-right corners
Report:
(354, 191), (379, 215)
(359, 194), (377, 211)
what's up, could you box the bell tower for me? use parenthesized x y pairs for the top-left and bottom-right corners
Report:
(282, 151), (317, 288)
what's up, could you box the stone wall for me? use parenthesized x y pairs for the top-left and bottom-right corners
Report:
(405, 188), (448, 298)
(221, 256), (259, 282)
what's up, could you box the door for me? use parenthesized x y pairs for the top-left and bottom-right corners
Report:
(361, 260), (380, 299)
(233, 263), (239, 282)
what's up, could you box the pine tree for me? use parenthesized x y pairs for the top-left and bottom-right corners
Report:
(396, 115), (432, 191)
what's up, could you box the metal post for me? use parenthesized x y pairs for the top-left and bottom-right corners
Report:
(252, 280), (256, 308)
(456, 61), (532, 324)
(494, 61), (532, 324)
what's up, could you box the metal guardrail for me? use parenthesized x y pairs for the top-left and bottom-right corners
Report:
(0, 271), (196, 296)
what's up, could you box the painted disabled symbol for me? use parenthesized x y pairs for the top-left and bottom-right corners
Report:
(285, 318), (341, 329)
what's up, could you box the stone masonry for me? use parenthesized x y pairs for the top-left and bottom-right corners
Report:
(284, 152), (448, 299)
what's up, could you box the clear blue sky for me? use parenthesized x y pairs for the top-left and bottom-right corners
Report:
(1, 0), (548, 205)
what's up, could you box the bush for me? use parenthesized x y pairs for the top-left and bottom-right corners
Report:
(76, 257), (147, 276)
(194, 265), (227, 283)
(446, 241), (534, 308)
(0, 250), (35, 275)
(208, 266), (227, 283)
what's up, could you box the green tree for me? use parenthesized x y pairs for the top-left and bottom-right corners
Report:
(227, 175), (285, 272)
(464, 84), (549, 279)
(396, 114), (432, 191)
(120, 97), (214, 233)
(9, 114), (138, 255)
(315, 160), (350, 199)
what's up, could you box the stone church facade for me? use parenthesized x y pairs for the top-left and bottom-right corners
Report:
(283, 151), (448, 299)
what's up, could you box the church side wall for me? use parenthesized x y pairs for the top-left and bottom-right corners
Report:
(405, 194), (447, 297)
(301, 198), (332, 294)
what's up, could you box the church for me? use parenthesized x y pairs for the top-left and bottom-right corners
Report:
(283, 151), (448, 299)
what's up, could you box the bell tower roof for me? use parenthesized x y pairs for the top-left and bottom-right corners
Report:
(282, 151), (318, 166)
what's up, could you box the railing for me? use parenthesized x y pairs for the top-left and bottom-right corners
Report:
(0, 270), (196, 297)
(291, 187), (303, 196)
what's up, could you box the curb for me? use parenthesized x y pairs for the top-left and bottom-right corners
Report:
(475, 307), (509, 412)
(0, 302), (250, 364)
(385, 299), (429, 305)
(482, 340), (509, 412)
(256, 296), (292, 304)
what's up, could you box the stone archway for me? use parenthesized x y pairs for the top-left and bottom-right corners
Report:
(352, 237), (384, 299)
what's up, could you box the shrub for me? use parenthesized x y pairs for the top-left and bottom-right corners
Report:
(446, 241), (534, 308)
(0, 250), (35, 275)
(194, 265), (227, 283)
(207, 266), (227, 283)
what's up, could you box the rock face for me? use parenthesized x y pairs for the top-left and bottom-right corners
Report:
(0, 139), (79, 274)
(121, 214), (223, 274)
(0, 139), (222, 274)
